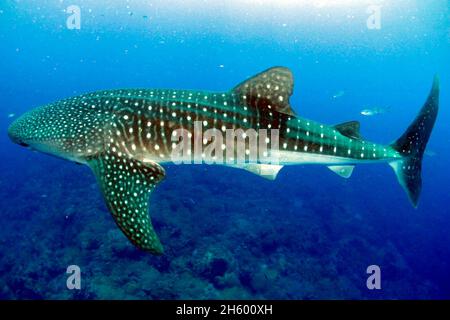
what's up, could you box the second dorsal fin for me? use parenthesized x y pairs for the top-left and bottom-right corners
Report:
(232, 67), (295, 116)
(334, 121), (362, 140)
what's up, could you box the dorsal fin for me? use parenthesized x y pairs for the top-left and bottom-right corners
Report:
(334, 121), (362, 140)
(232, 67), (295, 116)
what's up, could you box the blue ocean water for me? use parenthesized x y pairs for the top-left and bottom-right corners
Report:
(0, 0), (449, 299)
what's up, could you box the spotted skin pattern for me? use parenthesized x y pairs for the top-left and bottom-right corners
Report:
(8, 67), (439, 253)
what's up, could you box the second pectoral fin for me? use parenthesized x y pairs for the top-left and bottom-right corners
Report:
(227, 163), (284, 180)
(88, 155), (166, 254)
(327, 165), (354, 178)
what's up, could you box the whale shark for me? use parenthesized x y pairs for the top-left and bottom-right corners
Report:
(8, 67), (439, 254)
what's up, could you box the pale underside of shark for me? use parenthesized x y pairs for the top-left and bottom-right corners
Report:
(8, 67), (439, 254)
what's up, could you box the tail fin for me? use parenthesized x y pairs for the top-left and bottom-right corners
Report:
(389, 76), (439, 207)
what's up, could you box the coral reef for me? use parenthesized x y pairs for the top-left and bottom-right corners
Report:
(0, 157), (448, 299)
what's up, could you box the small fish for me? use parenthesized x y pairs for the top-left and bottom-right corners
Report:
(360, 107), (390, 116)
(361, 109), (376, 116)
(7, 113), (15, 118)
(425, 150), (436, 157)
(332, 90), (345, 99)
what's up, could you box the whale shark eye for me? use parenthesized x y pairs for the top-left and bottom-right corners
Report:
(19, 142), (29, 147)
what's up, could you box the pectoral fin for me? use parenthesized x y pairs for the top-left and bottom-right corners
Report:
(88, 155), (166, 254)
(327, 165), (354, 178)
(228, 163), (284, 180)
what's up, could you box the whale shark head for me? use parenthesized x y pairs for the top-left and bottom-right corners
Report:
(8, 105), (63, 154)
(8, 97), (109, 163)
(7, 117), (30, 148)
(8, 92), (166, 254)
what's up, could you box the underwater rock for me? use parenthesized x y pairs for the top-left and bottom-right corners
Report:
(213, 272), (240, 289)
(152, 255), (172, 273)
(190, 247), (237, 288)
(196, 256), (230, 284)
(209, 258), (229, 277)
(260, 234), (279, 254)
(239, 264), (279, 294)
(249, 271), (269, 293)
